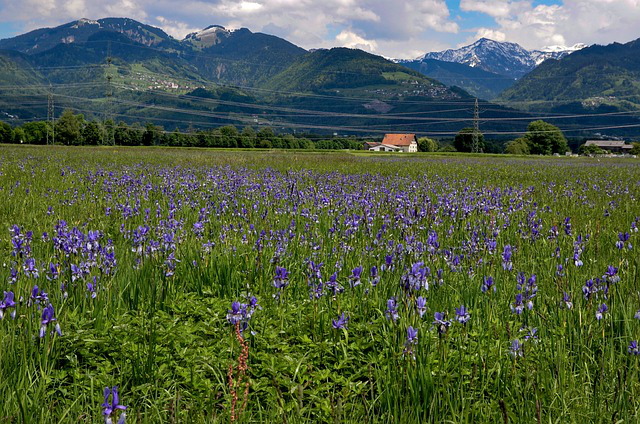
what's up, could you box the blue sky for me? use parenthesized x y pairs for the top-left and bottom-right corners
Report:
(0, 0), (638, 58)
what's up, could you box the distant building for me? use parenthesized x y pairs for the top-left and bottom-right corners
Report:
(367, 134), (418, 153)
(368, 143), (402, 152)
(585, 140), (633, 153)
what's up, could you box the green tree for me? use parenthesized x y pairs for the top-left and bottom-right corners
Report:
(257, 127), (275, 148)
(13, 127), (25, 144)
(142, 123), (162, 146)
(82, 121), (103, 146)
(454, 128), (485, 153)
(220, 125), (239, 148)
(240, 127), (256, 148)
(0, 121), (14, 143)
(579, 144), (606, 155)
(55, 110), (84, 145)
(505, 137), (530, 155)
(22, 122), (48, 144)
(630, 142), (640, 155)
(298, 138), (314, 149)
(418, 137), (438, 152)
(524, 120), (568, 155)
(114, 122), (132, 146)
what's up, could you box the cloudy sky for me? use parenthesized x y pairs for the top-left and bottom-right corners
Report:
(0, 0), (639, 58)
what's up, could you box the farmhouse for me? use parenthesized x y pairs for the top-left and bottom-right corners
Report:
(585, 140), (633, 153)
(367, 134), (418, 153)
(367, 143), (402, 152)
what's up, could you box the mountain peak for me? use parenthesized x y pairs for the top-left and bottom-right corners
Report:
(540, 43), (587, 53)
(421, 38), (584, 79)
(73, 18), (101, 27)
(183, 25), (243, 47)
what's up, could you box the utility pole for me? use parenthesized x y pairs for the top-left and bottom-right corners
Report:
(472, 98), (481, 153)
(47, 84), (55, 145)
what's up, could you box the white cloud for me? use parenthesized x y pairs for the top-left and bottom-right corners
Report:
(155, 16), (200, 39)
(461, 0), (640, 49)
(335, 29), (377, 52)
(1, 0), (638, 58)
(474, 28), (506, 42)
(460, 0), (521, 18)
(0, 0), (460, 57)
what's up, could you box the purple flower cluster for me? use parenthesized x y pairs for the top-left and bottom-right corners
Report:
(226, 296), (261, 332)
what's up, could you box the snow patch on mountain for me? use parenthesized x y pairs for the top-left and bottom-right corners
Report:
(420, 38), (586, 79)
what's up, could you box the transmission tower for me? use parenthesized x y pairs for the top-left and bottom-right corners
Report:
(471, 98), (482, 153)
(47, 84), (55, 145)
(104, 41), (115, 145)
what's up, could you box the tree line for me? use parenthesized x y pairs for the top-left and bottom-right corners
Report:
(1, 110), (637, 155)
(0, 110), (364, 150)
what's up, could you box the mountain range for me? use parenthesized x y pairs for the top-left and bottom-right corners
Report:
(0, 17), (639, 139)
(397, 38), (586, 99)
(421, 38), (586, 79)
(0, 18), (496, 138)
(499, 38), (640, 113)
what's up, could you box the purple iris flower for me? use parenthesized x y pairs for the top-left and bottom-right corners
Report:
(47, 263), (59, 281)
(0, 291), (17, 319)
(510, 339), (523, 358)
(563, 292), (573, 310)
(369, 266), (380, 287)
(522, 327), (538, 342)
(226, 302), (245, 326)
(603, 266), (620, 283)
(481, 276), (495, 294)
(326, 272), (344, 296)
(349, 266), (363, 287)
(226, 296), (260, 333)
(9, 267), (18, 284)
(402, 262), (429, 292)
(455, 305), (470, 325)
(382, 254), (393, 271)
(617, 232), (631, 250)
(416, 296), (427, 317)
(102, 386), (127, 424)
(87, 278), (97, 299)
(403, 326), (419, 359)
(432, 312), (451, 334)
(629, 341), (640, 355)
(272, 266), (290, 299)
(386, 297), (399, 322)
(30, 285), (48, 308)
(563, 217), (572, 236)
(583, 279), (596, 301)
(407, 326), (418, 344)
(596, 303), (608, 321)
(40, 304), (61, 338)
(502, 245), (513, 271)
(332, 312), (349, 330)
(23, 258), (39, 278)
(511, 293), (525, 315)
(516, 272), (525, 290)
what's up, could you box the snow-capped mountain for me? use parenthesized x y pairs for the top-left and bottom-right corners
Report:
(530, 43), (588, 66)
(183, 25), (235, 48)
(421, 38), (586, 79)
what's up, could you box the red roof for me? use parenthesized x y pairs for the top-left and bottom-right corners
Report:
(382, 134), (417, 146)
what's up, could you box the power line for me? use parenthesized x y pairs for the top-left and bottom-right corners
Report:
(47, 84), (55, 145)
(104, 41), (115, 145)
(472, 99), (481, 153)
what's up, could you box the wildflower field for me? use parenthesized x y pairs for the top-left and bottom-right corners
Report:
(1, 145), (639, 423)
